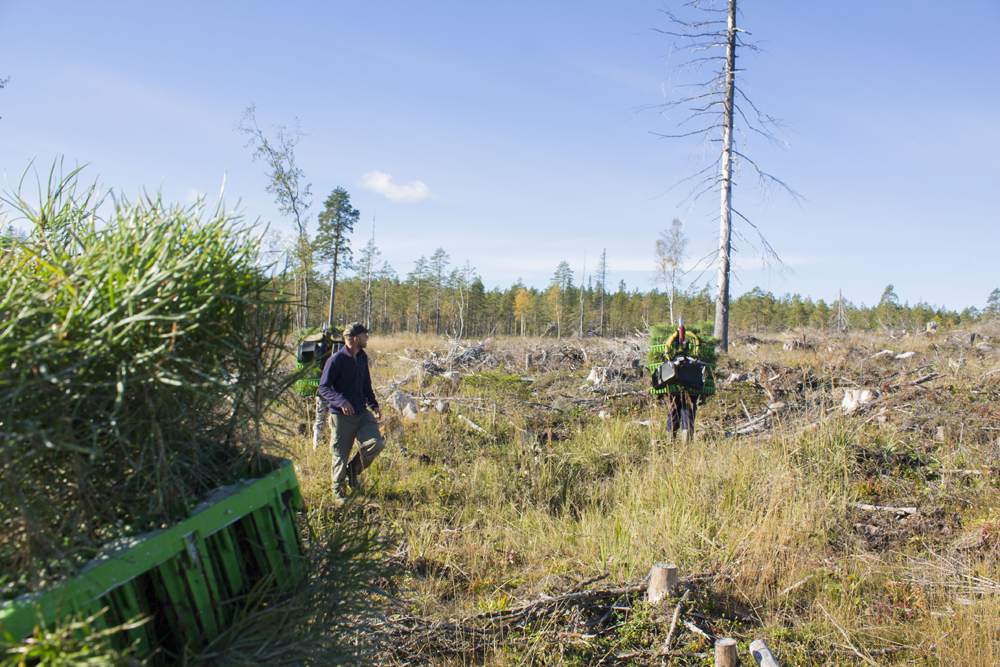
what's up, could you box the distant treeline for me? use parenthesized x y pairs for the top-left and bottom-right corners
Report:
(289, 254), (998, 337)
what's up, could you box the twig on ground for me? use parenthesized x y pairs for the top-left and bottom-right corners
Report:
(662, 589), (691, 652)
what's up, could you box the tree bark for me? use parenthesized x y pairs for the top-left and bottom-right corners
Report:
(327, 258), (338, 330)
(713, 0), (737, 352)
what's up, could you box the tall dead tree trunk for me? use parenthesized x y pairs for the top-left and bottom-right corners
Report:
(654, 1), (796, 353)
(597, 248), (607, 337)
(713, 0), (737, 351)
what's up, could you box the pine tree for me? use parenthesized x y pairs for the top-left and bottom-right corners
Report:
(314, 187), (359, 329)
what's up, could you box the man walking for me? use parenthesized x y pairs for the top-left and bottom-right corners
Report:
(318, 322), (385, 499)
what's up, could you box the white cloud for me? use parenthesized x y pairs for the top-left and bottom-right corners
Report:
(361, 170), (431, 203)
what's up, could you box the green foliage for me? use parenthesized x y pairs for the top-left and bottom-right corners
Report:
(313, 187), (358, 268)
(986, 288), (1000, 318)
(646, 322), (718, 367)
(0, 609), (140, 666)
(461, 371), (532, 399)
(0, 169), (293, 598)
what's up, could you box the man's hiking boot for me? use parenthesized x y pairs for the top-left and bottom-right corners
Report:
(346, 456), (363, 490)
(333, 483), (348, 502)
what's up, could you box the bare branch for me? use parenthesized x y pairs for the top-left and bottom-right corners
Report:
(660, 160), (720, 196)
(650, 125), (722, 139)
(653, 28), (726, 40)
(733, 102), (776, 141)
(658, 9), (726, 29)
(732, 150), (803, 201)
(650, 90), (724, 110)
(677, 109), (724, 127)
(732, 207), (784, 266)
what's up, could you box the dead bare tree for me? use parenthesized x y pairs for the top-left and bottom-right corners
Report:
(596, 249), (608, 336)
(654, 0), (797, 351)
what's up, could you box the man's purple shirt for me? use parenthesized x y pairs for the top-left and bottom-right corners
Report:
(318, 346), (379, 415)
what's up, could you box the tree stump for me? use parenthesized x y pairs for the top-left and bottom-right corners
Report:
(715, 638), (738, 667)
(646, 562), (679, 604)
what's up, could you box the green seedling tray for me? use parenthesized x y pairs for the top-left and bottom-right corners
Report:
(1, 459), (306, 661)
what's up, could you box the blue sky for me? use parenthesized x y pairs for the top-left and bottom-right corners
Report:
(1, 1), (997, 309)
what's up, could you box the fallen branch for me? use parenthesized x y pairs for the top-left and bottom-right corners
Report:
(457, 413), (488, 435)
(472, 581), (647, 624)
(615, 648), (706, 661)
(662, 589), (690, 652)
(683, 620), (713, 641)
(851, 502), (917, 516)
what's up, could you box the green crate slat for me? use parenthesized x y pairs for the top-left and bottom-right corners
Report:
(274, 491), (305, 583)
(193, 534), (230, 625)
(103, 581), (151, 654)
(156, 557), (202, 646)
(248, 507), (292, 589)
(177, 535), (221, 639)
(0, 459), (304, 652)
(207, 526), (246, 604)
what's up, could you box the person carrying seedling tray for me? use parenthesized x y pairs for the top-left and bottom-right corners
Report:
(647, 319), (716, 442)
(294, 328), (340, 449)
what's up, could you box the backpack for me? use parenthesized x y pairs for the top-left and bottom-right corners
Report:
(652, 357), (707, 393)
(296, 333), (332, 365)
(293, 333), (343, 397)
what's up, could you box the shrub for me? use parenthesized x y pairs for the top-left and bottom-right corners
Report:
(0, 170), (293, 598)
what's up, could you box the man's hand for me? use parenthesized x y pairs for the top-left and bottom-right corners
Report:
(340, 403), (356, 416)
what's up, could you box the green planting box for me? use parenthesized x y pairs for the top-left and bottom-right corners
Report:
(0, 459), (306, 661)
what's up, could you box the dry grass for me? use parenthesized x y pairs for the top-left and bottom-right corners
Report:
(281, 326), (1000, 665)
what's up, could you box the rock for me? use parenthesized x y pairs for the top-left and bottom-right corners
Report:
(433, 399), (449, 414)
(586, 366), (609, 386)
(842, 388), (876, 414)
(388, 390), (419, 420)
(597, 409), (610, 420)
(767, 401), (786, 412)
(441, 370), (462, 392)
(871, 349), (895, 359)
(894, 351), (916, 360)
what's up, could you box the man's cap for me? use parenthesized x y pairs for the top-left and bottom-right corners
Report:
(343, 321), (369, 337)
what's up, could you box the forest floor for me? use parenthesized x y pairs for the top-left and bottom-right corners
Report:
(283, 325), (1000, 665)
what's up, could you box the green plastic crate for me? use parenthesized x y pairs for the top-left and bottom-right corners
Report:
(0, 459), (306, 662)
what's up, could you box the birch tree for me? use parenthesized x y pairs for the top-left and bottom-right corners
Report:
(239, 105), (313, 328)
(655, 0), (795, 351)
(355, 230), (381, 329)
(655, 218), (687, 325)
